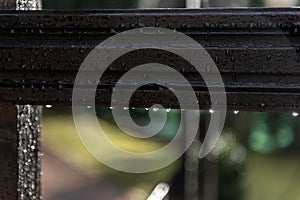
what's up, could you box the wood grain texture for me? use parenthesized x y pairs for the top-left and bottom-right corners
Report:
(1, 9), (300, 111)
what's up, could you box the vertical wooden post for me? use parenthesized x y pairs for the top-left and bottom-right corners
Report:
(15, 2), (43, 199)
(0, 1), (18, 199)
(0, 1), (42, 200)
(0, 104), (42, 200)
(0, 103), (17, 200)
(0, 2), (17, 199)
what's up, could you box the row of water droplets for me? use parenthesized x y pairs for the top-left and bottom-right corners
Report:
(47, 104), (300, 117)
(49, 103), (300, 117)
(17, 0), (42, 200)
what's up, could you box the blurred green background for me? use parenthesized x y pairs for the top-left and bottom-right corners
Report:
(42, 108), (300, 200)
(40, 0), (300, 200)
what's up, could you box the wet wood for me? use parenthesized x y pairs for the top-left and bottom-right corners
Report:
(1, 8), (300, 111)
(0, 103), (17, 200)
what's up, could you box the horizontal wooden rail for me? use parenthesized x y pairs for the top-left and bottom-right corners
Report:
(1, 8), (300, 111)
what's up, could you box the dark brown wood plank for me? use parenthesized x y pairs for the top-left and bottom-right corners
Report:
(1, 8), (300, 111)
(0, 103), (17, 200)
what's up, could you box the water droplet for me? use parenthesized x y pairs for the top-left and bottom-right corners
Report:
(259, 103), (266, 112)
(45, 105), (52, 109)
(166, 108), (171, 113)
(293, 112), (299, 117)
(110, 28), (118, 34)
(109, 106), (114, 110)
(121, 62), (126, 70)
(226, 49), (230, 56)
(214, 57), (220, 64)
(119, 23), (125, 28)
(145, 108), (149, 111)
(233, 110), (239, 114)
(86, 106), (92, 109)
(123, 107), (129, 110)
(153, 107), (159, 112)
(209, 109), (215, 114)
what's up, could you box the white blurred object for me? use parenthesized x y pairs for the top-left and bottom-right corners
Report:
(266, 0), (298, 6)
(147, 183), (170, 200)
(186, 0), (201, 8)
(16, 0), (41, 10)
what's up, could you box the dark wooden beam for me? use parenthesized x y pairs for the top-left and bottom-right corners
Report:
(1, 8), (300, 111)
(0, 103), (17, 200)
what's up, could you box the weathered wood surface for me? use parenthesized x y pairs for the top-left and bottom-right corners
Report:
(0, 103), (17, 200)
(1, 8), (300, 111)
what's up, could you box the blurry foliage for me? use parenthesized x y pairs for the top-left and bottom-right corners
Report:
(228, 112), (298, 155)
(248, 0), (265, 7)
